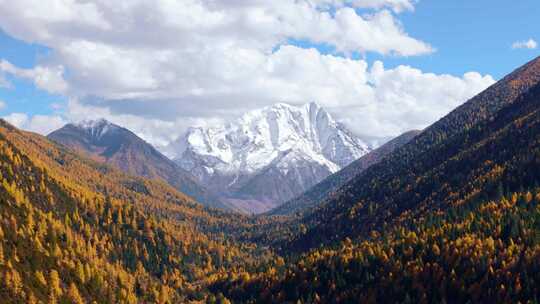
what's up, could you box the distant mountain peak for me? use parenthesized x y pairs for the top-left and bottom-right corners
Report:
(75, 118), (112, 128)
(171, 102), (371, 213)
(48, 119), (230, 210)
(68, 118), (121, 140)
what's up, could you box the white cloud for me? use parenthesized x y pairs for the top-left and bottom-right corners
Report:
(3, 113), (28, 129)
(0, 0), (495, 148)
(313, 0), (416, 13)
(64, 46), (494, 147)
(323, 9), (433, 56)
(0, 100), (6, 110)
(3, 112), (66, 135)
(360, 61), (495, 136)
(0, 60), (68, 94)
(350, 0), (416, 12)
(512, 38), (537, 50)
(0, 1), (432, 59)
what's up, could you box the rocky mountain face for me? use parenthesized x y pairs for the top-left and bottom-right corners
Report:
(48, 119), (229, 210)
(270, 129), (421, 215)
(171, 102), (371, 213)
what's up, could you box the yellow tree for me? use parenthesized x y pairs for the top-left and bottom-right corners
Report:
(66, 282), (85, 304)
(49, 269), (62, 297)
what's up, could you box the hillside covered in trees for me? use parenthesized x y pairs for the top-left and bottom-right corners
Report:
(280, 55), (540, 251)
(213, 189), (540, 303)
(0, 120), (275, 303)
(1, 56), (540, 303)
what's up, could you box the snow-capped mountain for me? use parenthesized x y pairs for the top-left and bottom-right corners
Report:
(170, 102), (372, 213)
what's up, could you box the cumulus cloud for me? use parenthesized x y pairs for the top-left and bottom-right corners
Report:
(359, 61), (495, 136)
(512, 39), (537, 50)
(0, 0), (495, 148)
(0, 60), (68, 94)
(3, 112), (66, 135)
(0, 0), (432, 58)
(314, 0), (416, 13)
(3, 113), (28, 129)
(351, 0), (416, 12)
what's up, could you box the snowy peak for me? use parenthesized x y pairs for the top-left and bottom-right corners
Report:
(72, 119), (120, 140)
(75, 118), (112, 129)
(172, 102), (372, 213)
(180, 102), (368, 170)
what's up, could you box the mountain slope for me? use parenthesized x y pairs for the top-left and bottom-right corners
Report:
(0, 120), (267, 303)
(48, 119), (230, 210)
(172, 102), (371, 213)
(270, 130), (421, 215)
(285, 55), (540, 251)
(214, 188), (540, 303)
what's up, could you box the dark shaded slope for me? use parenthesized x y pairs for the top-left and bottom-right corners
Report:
(48, 121), (230, 210)
(270, 130), (421, 216)
(287, 56), (540, 251)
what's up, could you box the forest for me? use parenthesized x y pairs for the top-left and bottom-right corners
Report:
(0, 56), (540, 303)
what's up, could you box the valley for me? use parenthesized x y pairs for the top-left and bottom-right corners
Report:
(1, 56), (540, 303)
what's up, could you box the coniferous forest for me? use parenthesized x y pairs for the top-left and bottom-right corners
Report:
(0, 56), (539, 303)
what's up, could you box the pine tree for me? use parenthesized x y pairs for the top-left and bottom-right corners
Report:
(0, 243), (4, 265)
(35, 270), (48, 288)
(49, 269), (62, 297)
(8, 267), (24, 296)
(66, 282), (85, 304)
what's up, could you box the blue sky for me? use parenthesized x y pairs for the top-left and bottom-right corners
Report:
(285, 1), (540, 79)
(377, 0), (540, 78)
(0, 31), (63, 116)
(0, 1), (538, 144)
